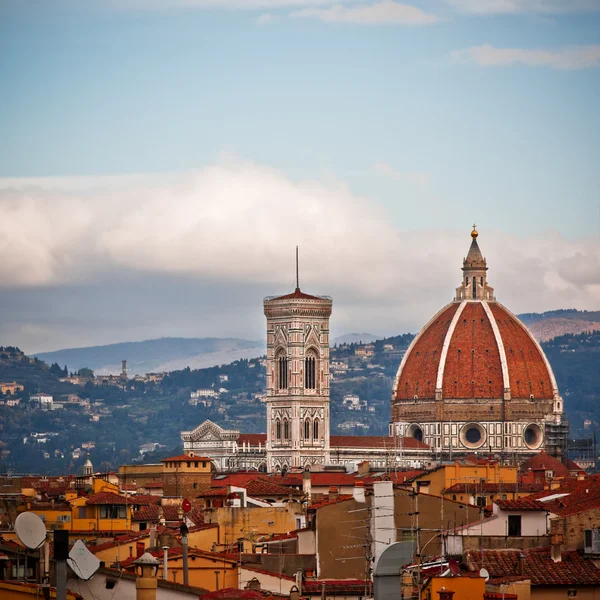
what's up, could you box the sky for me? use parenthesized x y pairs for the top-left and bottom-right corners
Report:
(0, 0), (599, 353)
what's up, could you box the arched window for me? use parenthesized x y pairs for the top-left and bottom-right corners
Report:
(277, 352), (288, 390)
(313, 418), (319, 440)
(472, 276), (476, 299)
(283, 419), (289, 440)
(304, 419), (310, 440)
(304, 351), (317, 390)
(275, 419), (281, 440)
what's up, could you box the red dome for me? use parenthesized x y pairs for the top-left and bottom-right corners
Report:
(393, 300), (558, 402)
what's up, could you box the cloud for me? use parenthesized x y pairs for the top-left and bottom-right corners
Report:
(1, 159), (598, 352)
(291, 1), (440, 24)
(451, 44), (600, 70)
(257, 12), (278, 23)
(374, 162), (430, 185)
(446, 0), (600, 14)
(112, 0), (342, 8)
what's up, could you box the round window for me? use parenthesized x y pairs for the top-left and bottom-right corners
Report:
(523, 423), (543, 449)
(460, 422), (486, 449)
(465, 427), (481, 444)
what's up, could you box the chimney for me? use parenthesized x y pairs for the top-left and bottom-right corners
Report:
(353, 481), (366, 503)
(303, 470), (312, 502)
(357, 461), (370, 476)
(136, 541), (145, 558)
(519, 552), (526, 575)
(550, 517), (564, 563)
(149, 525), (157, 549)
(328, 486), (339, 502)
(246, 577), (261, 591)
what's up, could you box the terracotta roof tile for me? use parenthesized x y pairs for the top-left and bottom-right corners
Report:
(303, 579), (369, 594)
(85, 492), (129, 505)
(495, 498), (547, 511)
(521, 452), (571, 478)
(267, 288), (326, 301)
(467, 548), (600, 586)
(161, 454), (212, 462)
(529, 476), (600, 516)
(330, 435), (429, 449)
(237, 434), (267, 445)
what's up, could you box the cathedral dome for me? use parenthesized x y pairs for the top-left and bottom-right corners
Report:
(391, 228), (563, 455)
(393, 299), (558, 402)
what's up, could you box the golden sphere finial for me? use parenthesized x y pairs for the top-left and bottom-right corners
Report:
(471, 223), (478, 239)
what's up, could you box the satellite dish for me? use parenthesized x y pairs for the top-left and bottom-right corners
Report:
(480, 568), (490, 582)
(68, 540), (100, 581)
(15, 512), (47, 550)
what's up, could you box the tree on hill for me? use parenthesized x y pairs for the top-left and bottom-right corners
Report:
(77, 367), (94, 379)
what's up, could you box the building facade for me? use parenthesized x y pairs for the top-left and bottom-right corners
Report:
(263, 286), (333, 472)
(390, 227), (567, 458)
(181, 229), (565, 473)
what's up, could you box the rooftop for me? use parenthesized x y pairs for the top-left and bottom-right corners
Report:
(467, 548), (600, 586)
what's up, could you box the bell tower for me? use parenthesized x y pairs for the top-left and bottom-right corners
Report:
(264, 253), (332, 473)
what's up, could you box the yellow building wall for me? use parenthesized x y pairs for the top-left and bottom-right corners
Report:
(92, 539), (151, 565)
(205, 505), (301, 545)
(28, 507), (71, 530)
(412, 463), (520, 503)
(157, 554), (238, 590)
(187, 526), (220, 551)
(0, 582), (80, 600)
(422, 576), (485, 600)
(69, 497), (132, 532)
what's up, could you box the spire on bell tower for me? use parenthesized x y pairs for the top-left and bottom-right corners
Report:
(296, 246), (300, 292)
(455, 226), (495, 301)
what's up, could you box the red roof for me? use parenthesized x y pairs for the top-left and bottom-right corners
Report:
(467, 548), (600, 586)
(198, 488), (228, 497)
(521, 452), (571, 478)
(266, 288), (327, 301)
(303, 579), (369, 594)
(132, 504), (205, 525)
(199, 589), (266, 599)
(528, 476), (600, 516)
(330, 435), (429, 449)
(244, 479), (303, 497)
(394, 300), (555, 401)
(237, 434), (267, 445)
(309, 494), (354, 510)
(495, 497), (548, 511)
(85, 492), (129, 505)
(161, 454), (211, 462)
(445, 482), (543, 494)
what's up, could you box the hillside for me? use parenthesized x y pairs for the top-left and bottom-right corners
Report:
(519, 309), (600, 342)
(34, 337), (264, 375)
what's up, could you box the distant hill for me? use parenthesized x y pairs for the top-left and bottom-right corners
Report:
(34, 337), (264, 375)
(518, 310), (600, 342)
(333, 333), (379, 345)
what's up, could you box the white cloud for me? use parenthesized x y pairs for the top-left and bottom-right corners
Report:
(1, 160), (598, 350)
(257, 12), (278, 23)
(374, 162), (430, 185)
(113, 0), (359, 9)
(447, 0), (600, 14)
(451, 44), (600, 70)
(291, 1), (440, 24)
